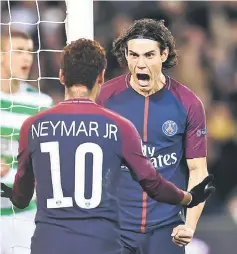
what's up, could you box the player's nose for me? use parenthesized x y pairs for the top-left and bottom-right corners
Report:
(137, 56), (146, 69)
(23, 52), (32, 63)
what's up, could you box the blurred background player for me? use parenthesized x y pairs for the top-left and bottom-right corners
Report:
(0, 30), (53, 254)
(97, 19), (210, 254)
(0, 38), (214, 254)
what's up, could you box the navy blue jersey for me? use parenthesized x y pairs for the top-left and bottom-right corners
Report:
(97, 74), (207, 233)
(11, 98), (185, 235)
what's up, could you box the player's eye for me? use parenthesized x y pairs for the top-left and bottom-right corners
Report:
(145, 53), (154, 58)
(129, 52), (139, 58)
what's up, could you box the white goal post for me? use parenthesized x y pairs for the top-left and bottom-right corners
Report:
(65, 0), (94, 43)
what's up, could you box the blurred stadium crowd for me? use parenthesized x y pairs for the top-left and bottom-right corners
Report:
(1, 1), (237, 252)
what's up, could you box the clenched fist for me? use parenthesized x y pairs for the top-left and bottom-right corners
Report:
(171, 225), (194, 247)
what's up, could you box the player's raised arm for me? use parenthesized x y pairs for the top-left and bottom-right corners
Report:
(120, 120), (215, 208)
(1, 118), (35, 209)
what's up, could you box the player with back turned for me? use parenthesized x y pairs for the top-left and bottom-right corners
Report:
(97, 19), (212, 254)
(1, 38), (214, 254)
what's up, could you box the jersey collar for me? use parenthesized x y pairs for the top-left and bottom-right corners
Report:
(60, 98), (95, 104)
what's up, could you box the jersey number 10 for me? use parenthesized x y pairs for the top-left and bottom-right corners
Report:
(40, 141), (103, 209)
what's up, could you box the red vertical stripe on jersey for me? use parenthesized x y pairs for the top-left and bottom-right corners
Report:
(143, 97), (149, 142)
(141, 97), (149, 233)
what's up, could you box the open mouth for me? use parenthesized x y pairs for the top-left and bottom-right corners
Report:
(21, 66), (29, 72)
(136, 73), (150, 87)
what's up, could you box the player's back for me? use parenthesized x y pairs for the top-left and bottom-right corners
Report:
(26, 99), (125, 237)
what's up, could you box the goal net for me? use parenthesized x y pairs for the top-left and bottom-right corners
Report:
(0, 1), (93, 253)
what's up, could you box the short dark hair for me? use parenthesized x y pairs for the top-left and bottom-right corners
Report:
(1, 30), (32, 50)
(112, 19), (178, 69)
(61, 38), (106, 89)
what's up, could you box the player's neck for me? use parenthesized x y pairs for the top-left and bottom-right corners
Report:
(0, 79), (20, 94)
(65, 86), (95, 101)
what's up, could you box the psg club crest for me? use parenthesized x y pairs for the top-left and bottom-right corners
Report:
(162, 120), (178, 136)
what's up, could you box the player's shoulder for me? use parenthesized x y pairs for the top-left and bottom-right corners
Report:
(169, 76), (204, 109)
(103, 73), (128, 89)
(97, 103), (135, 130)
(21, 104), (59, 130)
(97, 74), (129, 105)
(19, 82), (54, 107)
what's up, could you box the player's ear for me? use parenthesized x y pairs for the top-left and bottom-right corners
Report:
(97, 69), (105, 87)
(0, 53), (4, 65)
(0, 45), (7, 66)
(161, 47), (169, 63)
(92, 69), (105, 99)
(59, 69), (65, 86)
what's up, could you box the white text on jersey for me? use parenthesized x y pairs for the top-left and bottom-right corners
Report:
(31, 121), (118, 141)
(142, 144), (178, 168)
